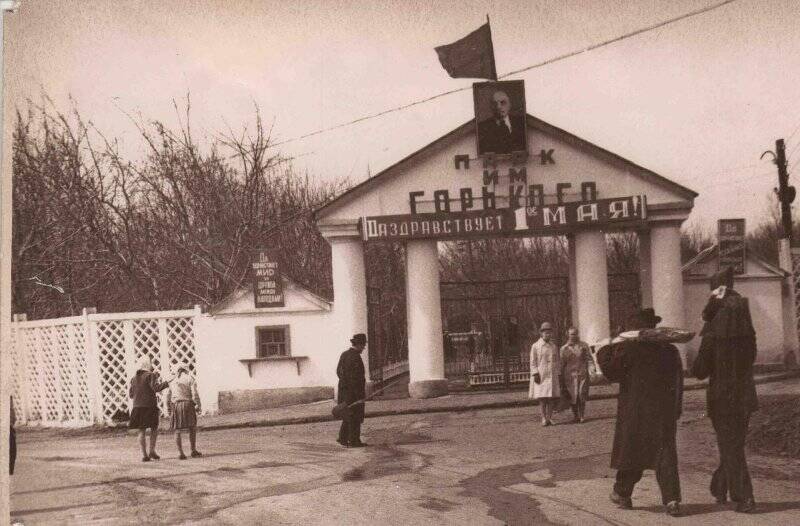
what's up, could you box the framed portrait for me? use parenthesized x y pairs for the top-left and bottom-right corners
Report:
(473, 80), (528, 157)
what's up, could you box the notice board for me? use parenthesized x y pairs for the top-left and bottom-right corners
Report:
(718, 218), (746, 275)
(252, 249), (284, 308)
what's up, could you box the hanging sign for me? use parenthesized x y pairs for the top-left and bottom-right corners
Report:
(252, 249), (284, 308)
(362, 195), (646, 242)
(718, 218), (746, 274)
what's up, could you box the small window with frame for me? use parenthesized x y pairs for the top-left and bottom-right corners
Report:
(256, 326), (290, 357)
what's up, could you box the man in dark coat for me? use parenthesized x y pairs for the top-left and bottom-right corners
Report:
(597, 308), (683, 517)
(336, 333), (367, 448)
(477, 89), (526, 155)
(691, 266), (757, 513)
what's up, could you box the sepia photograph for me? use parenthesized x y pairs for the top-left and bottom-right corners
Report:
(473, 80), (528, 156)
(2, 0), (800, 524)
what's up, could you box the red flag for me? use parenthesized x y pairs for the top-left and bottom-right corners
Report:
(435, 21), (497, 80)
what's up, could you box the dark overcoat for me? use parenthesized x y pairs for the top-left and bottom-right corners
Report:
(477, 114), (526, 154)
(336, 347), (366, 422)
(597, 340), (683, 470)
(691, 290), (758, 418)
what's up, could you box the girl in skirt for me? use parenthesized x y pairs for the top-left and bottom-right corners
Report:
(166, 364), (202, 459)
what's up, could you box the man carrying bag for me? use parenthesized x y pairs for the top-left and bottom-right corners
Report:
(336, 333), (368, 448)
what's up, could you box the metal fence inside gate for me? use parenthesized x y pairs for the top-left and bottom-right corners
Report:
(441, 277), (571, 387)
(10, 307), (200, 427)
(441, 273), (640, 387)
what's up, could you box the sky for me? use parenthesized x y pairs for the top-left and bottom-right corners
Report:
(6, 0), (800, 234)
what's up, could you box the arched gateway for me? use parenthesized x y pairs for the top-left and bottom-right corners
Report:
(314, 115), (697, 398)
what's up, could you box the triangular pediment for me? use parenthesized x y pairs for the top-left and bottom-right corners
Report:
(316, 115), (697, 222)
(210, 276), (331, 316)
(682, 245), (787, 280)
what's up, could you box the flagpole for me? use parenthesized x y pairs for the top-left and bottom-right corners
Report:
(486, 14), (498, 81)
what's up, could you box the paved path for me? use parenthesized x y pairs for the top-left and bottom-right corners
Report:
(11, 377), (800, 525)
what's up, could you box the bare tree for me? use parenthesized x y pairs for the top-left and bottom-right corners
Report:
(12, 99), (346, 319)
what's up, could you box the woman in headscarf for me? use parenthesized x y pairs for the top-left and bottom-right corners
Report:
(166, 364), (202, 459)
(129, 357), (171, 462)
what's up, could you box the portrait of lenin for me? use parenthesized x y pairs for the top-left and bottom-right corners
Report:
(474, 80), (527, 156)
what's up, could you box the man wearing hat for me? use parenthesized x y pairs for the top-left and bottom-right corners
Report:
(336, 333), (368, 447)
(529, 321), (561, 426)
(597, 308), (684, 517)
(692, 266), (757, 513)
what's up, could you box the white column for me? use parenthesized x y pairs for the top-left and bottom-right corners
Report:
(573, 230), (610, 345)
(406, 240), (448, 398)
(650, 223), (687, 367)
(638, 230), (653, 308)
(567, 235), (578, 326)
(330, 237), (370, 381)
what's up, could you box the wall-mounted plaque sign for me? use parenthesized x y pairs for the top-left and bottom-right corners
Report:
(252, 249), (284, 308)
(718, 218), (746, 275)
(362, 195), (646, 242)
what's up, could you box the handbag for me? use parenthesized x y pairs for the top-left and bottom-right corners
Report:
(332, 400), (362, 419)
(331, 376), (405, 419)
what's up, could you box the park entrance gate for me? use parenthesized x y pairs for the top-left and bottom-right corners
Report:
(440, 277), (571, 387)
(439, 273), (641, 388)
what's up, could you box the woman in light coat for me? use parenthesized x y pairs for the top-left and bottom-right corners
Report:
(529, 321), (561, 426)
(560, 327), (593, 423)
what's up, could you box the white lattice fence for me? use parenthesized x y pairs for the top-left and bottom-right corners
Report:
(11, 307), (201, 427)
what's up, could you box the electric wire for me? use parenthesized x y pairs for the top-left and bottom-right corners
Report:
(271, 0), (739, 148)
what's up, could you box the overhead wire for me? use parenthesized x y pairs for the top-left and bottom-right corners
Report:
(270, 0), (739, 148)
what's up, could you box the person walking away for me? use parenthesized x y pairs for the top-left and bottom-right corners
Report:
(692, 266), (757, 513)
(597, 308), (684, 517)
(560, 327), (593, 423)
(529, 322), (561, 426)
(336, 333), (367, 447)
(129, 357), (171, 462)
(166, 364), (202, 460)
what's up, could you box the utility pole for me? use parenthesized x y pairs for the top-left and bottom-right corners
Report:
(775, 139), (794, 239)
(763, 139), (795, 240)
(764, 138), (800, 367)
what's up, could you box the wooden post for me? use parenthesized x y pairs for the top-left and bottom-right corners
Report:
(55, 326), (64, 423)
(123, 319), (136, 413)
(83, 308), (103, 423)
(158, 318), (171, 379)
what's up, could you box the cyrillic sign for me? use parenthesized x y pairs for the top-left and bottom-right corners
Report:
(718, 218), (745, 274)
(362, 195), (646, 242)
(252, 249), (284, 308)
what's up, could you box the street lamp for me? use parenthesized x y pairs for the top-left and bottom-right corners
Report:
(0, 2), (21, 525)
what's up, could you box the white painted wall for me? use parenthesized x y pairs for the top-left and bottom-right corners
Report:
(682, 253), (788, 365)
(194, 280), (340, 413)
